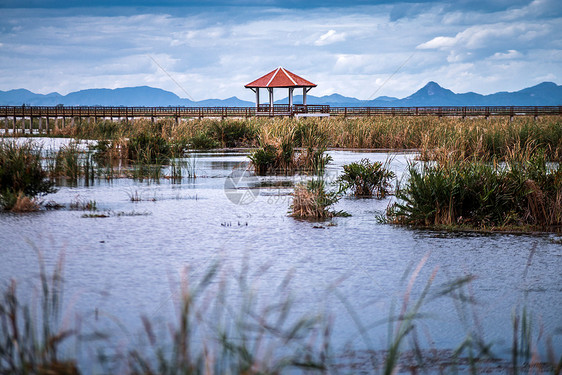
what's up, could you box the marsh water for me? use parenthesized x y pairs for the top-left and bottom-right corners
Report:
(0, 138), (561, 370)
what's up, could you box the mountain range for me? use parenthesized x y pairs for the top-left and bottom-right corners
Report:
(1, 81), (561, 107)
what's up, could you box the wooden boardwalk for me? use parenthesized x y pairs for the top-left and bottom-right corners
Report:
(1, 105), (560, 134)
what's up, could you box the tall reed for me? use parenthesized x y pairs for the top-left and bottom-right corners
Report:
(0, 251), (78, 374)
(126, 261), (330, 374)
(1, 253), (560, 374)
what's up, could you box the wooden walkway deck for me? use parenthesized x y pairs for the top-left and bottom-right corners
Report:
(1, 105), (560, 134)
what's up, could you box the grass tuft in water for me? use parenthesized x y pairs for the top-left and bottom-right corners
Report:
(70, 196), (97, 211)
(337, 158), (395, 198)
(291, 179), (345, 219)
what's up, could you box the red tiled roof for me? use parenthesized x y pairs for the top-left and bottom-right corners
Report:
(245, 67), (316, 88)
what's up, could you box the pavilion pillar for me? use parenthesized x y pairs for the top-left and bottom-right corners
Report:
(268, 88), (274, 115)
(255, 88), (260, 109)
(303, 87), (307, 106)
(288, 88), (294, 108)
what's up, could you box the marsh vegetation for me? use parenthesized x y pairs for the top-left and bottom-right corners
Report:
(2, 115), (562, 231)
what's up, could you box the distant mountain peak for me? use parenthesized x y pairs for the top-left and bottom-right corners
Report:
(402, 81), (453, 102)
(420, 81), (453, 96)
(531, 81), (557, 88)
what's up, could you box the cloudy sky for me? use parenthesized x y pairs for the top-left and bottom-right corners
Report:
(0, 0), (561, 101)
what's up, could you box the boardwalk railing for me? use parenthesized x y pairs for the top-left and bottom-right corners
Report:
(330, 106), (562, 117)
(0, 106), (257, 119)
(2, 105), (559, 134)
(1, 105), (560, 120)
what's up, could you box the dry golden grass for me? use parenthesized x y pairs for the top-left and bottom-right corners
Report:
(291, 184), (328, 219)
(290, 180), (340, 219)
(10, 192), (39, 212)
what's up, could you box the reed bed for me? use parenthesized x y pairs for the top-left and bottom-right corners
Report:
(0, 138), (199, 208)
(55, 116), (561, 161)
(25, 115), (561, 165)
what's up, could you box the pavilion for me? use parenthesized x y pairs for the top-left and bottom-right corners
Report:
(244, 67), (317, 115)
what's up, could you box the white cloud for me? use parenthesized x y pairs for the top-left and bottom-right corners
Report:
(490, 49), (523, 60)
(504, 0), (562, 20)
(314, 30), (346, 46)
(417, 36), (456, 49)
(417, 23), (549, 51)
(446, 51), (472, 63)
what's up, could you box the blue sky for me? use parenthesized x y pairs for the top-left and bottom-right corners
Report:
(0, 0), (560, 101)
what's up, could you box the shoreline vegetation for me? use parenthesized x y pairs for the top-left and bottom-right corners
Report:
(0, 252), (559, 374)
(1, 115), (561, 231)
